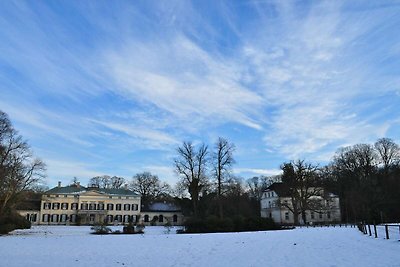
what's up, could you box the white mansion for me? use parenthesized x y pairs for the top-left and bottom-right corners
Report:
(18, 182), (184, 226)
(260, 182), (341, 225)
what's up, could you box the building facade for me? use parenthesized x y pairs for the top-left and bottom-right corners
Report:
(18, 182), (185, 226)
(260, 182), (341, 225)
(34, 182), (141, 225)
(141, 202), (184, 226)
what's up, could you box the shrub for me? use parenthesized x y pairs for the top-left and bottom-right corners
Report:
(0, 212), (31, 235)
(123, 222), (135, 234)
(91, 223), (112, 235)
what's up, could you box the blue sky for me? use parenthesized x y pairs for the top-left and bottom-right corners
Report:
(1, 1), (400, 187)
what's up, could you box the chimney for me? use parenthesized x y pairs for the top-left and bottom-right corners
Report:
(58, 181), (61, 188)
(124, 184), (128, 190)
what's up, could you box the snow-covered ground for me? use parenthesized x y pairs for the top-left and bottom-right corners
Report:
(1, 226), (399, 267)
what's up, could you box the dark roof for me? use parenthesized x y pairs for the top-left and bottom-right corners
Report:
(45, 185), (139, 196)
(46, 185), (87, 194)
(142, 202), (181, 212)
(265, 182), (291, 197)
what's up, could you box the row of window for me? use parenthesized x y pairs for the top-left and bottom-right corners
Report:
(142, 214), (178, 223)
(42, 214), (78, 223)
(283, 211), (332, 220)
(47, 195), (134, 200)
(105, 215), (137, 223)
(264, 191), (275, 198)
(41, 214), (139, 223)
(43, 202), (139, 211)
(25, 213), (38, 222)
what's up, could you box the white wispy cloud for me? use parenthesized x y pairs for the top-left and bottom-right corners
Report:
(44, 159), (104, 186)
(234, 168), (282, 177)
(1, 0), (399, 184)
(90, 119), (179, 149)
(102, 34), (264, 131)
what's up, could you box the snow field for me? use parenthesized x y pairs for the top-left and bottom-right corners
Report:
(1, 226), (399, 267)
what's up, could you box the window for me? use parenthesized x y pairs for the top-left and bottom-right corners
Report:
(70, 214), (77, 223)
(43, 202), (51, 210)
(327, 212), (331, 219)
(64, 195), (68, 198)
(285, 212), (289, 220)
(268, 201), (271, 208)
(52, 203), (60, 210)
(89, 203), (97, 210)
(144, 215), (149, 222)
(42, 214), (49, 222)
(123, 215), (130, 223)
(124, 204), (130, 211)
(173, 214), (178, 223)
(51, 214), (59, 223)
(311, 211), (315, 219)
(118, 196), (122, 199)
(60, 214), (68, 223)
(106, 215), (113, 223)
(98, 203), (104, 210)
(131, 204), (138, 211)
(81, 203), (88, 210)
(115, 215), (122, 222)
(159, 215), (164, 223)
(61, 203), (69, 210)
(116, 204), (122, 211)
(107, 203), (114, 211)
(71, 203), (78, 210)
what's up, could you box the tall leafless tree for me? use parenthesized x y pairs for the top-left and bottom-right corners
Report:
(129, 172), (171, 203)
(374, 138), (400, 172)
(212, 137), (235, 219)
(174, 141), (208, 218)
(280, 160), (324, 225)
(0, 110), (46, 217)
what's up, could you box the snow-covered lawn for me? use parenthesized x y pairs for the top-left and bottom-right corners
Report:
(1, 226), (399, 267)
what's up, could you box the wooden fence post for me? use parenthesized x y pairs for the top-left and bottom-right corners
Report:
(368, 224), (372, 236)
(374, 223), (377, 238)
(385, 225), (389, 239)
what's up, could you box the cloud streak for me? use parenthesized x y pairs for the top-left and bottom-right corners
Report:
(0, 0), (399, 185)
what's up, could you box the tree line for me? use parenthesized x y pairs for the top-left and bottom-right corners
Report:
(2, 108), (399, 232)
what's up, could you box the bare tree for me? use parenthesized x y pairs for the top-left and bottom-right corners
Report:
(280, 160), (324, 225)
(374, 138), (400, 172)
(88, 175), (126, 189)
(212, 137), (235, 219)
(129, 172), (170, 203)
(174, 141), (208, 218)
(0, 110), (46, 216)
(247, 175), (278, 201)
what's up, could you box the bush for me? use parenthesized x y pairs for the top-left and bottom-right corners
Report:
(91, 223), (112, 235)
(183, 216), (279, 234)
(0, 212), (31, 235)
(123, 222), (135, 234)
